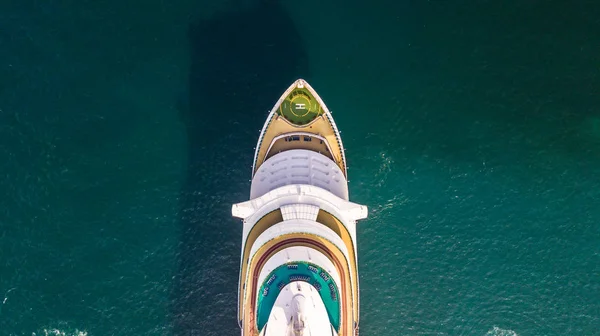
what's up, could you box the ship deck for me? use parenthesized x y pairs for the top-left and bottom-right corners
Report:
(243, 234), (355, 336)
(252, 80), (346, 176)
(237, 210), (359, 335)
(278, 86), (322, 125)
(264, 134), (334, 162)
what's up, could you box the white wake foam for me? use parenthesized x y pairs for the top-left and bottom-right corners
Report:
(375, 151), (393, 187)
(36, 328), (88, 336)
(484, 326), (518, 336)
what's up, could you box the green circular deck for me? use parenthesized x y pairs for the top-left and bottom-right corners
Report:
(256, 262), (340, 331)
(279, 88), (322, 125)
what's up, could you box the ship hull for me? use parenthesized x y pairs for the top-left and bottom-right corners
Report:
(233, 79), (367, 336)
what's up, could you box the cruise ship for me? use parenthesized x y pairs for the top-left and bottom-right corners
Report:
(232, 79), (368, 336)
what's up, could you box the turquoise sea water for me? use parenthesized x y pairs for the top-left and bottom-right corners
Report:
(1, 1), (599, 335)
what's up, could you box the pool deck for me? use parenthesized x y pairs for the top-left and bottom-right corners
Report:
(242, 234), (356, 336)
(255, 262), (341, 330)
(237, 210), (360, 333)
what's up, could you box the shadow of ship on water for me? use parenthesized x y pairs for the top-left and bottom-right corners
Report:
(170, 1), (309, 335)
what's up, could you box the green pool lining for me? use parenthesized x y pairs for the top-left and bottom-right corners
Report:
(256, 261), (340, 331)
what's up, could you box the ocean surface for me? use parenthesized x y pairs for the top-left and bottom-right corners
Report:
(1, 1), (599, 335)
